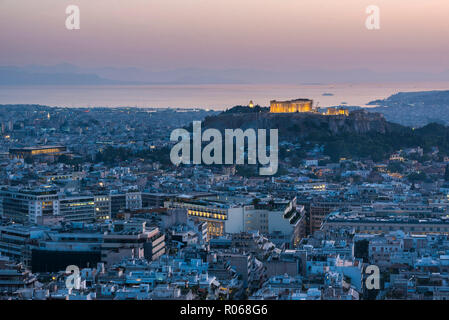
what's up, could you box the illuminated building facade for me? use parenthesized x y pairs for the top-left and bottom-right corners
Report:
(0, 187), (97, 224)
(58, 196), (96, 223)
(94, 195), (111, 221)
(9, 146), (67, 159)
(325, 107), (349, 116)
(269, 99), (349, 116)
(225, 198), (306, 248)
(270, 99), (313, 113)
(164, 195), (229, 240)
(0, 187), (59, 224)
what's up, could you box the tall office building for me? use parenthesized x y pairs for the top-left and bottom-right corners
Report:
(94, 195), (111, 221)
(0, 187), (59, 224)
(58, 195), (96, 223)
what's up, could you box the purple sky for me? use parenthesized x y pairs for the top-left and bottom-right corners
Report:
(1, 0), (449, 73)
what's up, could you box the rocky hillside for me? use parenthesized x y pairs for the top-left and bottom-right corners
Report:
(198, 108), (449, 162)
(202, 109), (400, 141)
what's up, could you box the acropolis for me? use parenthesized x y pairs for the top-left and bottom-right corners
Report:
(270, 98), (348, 116)
(270, 99), (313, 113)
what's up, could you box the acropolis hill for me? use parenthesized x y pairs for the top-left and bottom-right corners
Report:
(202, 107), (393, 141)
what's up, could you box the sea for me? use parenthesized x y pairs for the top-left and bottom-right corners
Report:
(1, 82), (449, 110)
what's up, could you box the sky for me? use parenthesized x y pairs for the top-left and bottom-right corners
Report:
(1, 0), (449, 73)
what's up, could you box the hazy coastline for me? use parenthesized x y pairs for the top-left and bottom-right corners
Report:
(1, 82), (449, 110)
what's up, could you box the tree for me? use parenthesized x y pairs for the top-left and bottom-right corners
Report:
(387, 161), (404, 173)
(408, 172), (427, 182)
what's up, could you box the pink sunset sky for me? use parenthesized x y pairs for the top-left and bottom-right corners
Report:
(1, 0), (448, 73)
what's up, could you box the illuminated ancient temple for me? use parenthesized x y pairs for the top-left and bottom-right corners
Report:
(270, 99), (314, 113)
(325, 107), (349, 116)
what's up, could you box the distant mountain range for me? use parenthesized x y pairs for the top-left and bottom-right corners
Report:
(0, 66), (126, 85)
(2, 63), (449, 85)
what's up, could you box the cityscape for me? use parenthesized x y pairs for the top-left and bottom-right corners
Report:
(1, 99), (449, 301)
(1, 0), (449, 308)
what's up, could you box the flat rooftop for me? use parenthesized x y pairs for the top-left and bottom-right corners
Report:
(9, 145), (66, 151)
